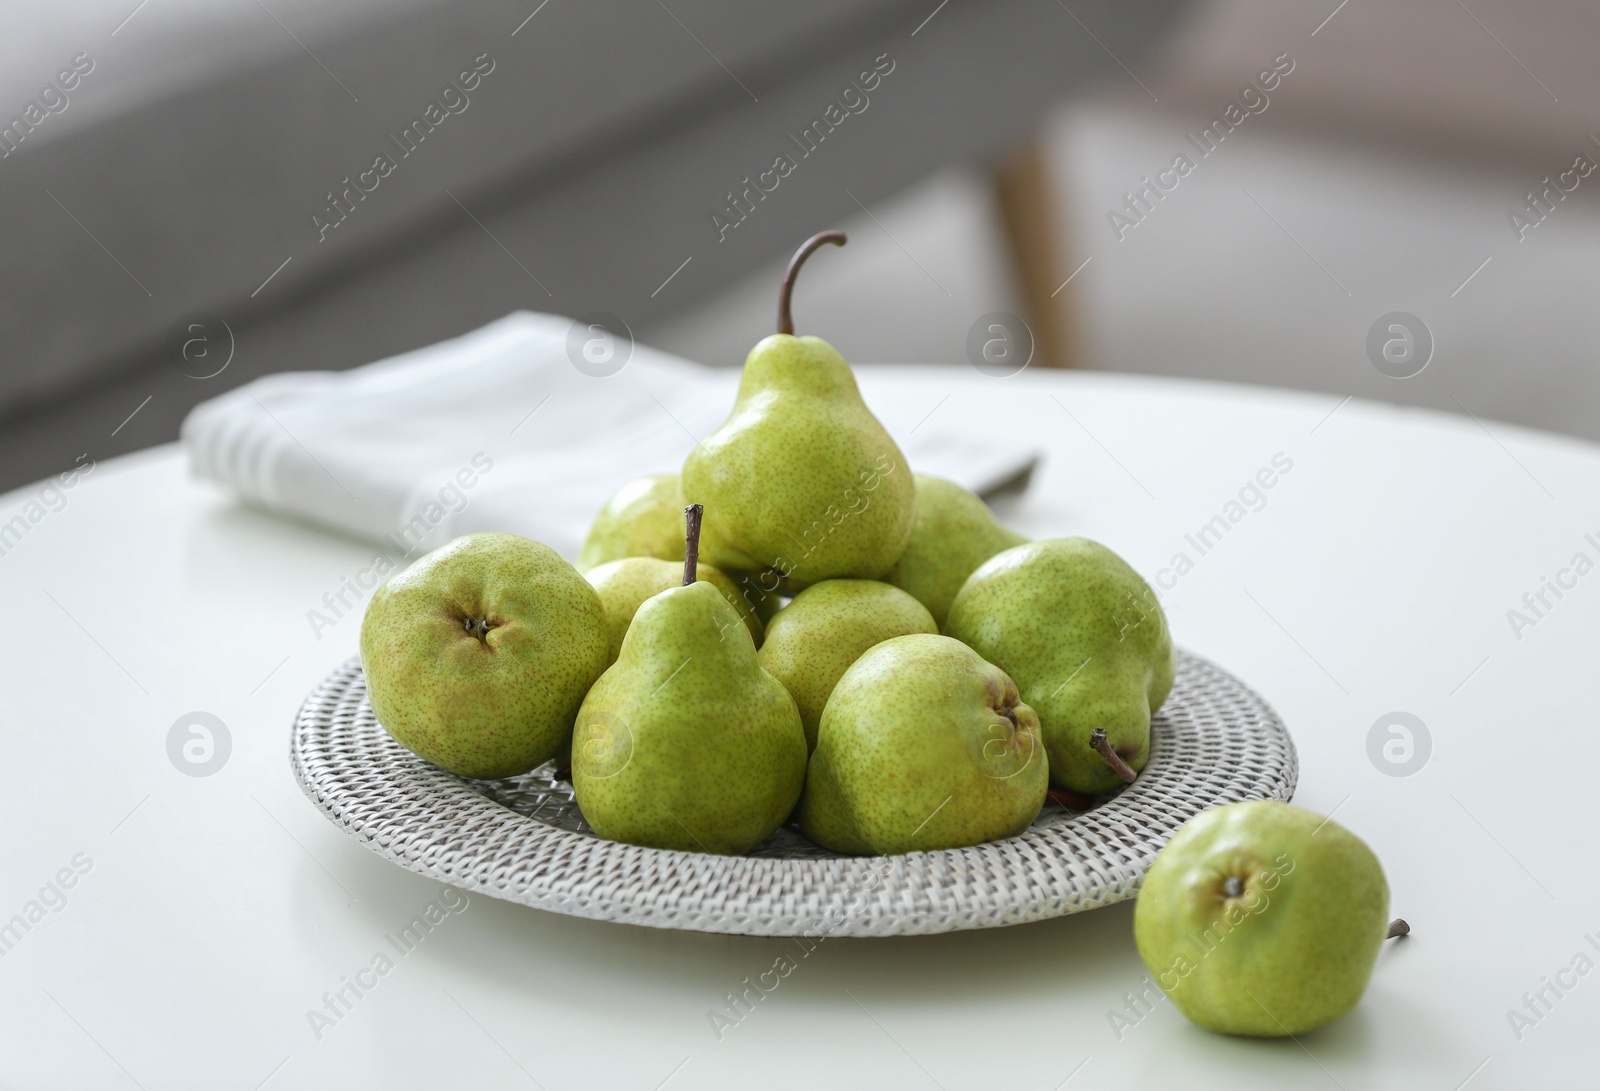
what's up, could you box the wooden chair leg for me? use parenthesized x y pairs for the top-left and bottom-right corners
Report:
(991, 133), (1078, 369)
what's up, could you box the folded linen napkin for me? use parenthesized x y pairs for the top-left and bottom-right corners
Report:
(182, 312), (1038, 562)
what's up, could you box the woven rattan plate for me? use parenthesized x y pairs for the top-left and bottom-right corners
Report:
(290, 650), (1296, 936)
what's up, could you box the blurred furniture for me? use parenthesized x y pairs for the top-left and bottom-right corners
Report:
(1037, 0), (1600, 445)
(2, 367), (1589, 1087)
(0, 0), (1191, 491)
(1144, 0), (1600, 164)
(993, 138), (1080, 369)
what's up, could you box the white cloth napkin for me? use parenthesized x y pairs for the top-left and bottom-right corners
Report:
(181, 312), (1038, 561)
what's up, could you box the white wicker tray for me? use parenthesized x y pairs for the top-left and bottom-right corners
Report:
(290, 650), (1296, 937)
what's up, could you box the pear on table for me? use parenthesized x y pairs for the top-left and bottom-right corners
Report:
(571, 505), (807, 855)
(757, 579), (936, 751)
(799, 634), (1047, 854)
(1134, 800), (1405, 1036)
(945, 537), (1174, 795)
(884, 474), (1027, 628)
(360, 532), (610, 779)
(586, 556), (762, 665)
(682, 231), (915, 591)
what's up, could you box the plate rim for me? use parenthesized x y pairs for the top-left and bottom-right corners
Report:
(290, 649), (1297, 936)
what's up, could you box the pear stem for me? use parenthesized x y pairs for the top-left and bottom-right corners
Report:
(777, 230), (847, 335)
(1387, 918), (1410, 939)
(1090, 728), (1138, 784)
(682, 503), (703, 586)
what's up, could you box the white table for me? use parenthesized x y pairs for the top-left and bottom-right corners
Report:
(2, 367), (1593, 1090)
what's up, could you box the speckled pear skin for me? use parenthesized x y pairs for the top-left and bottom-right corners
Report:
(944, 538), (1174, 795)
(1134, 801), (1390, 1036)
(681, 334), (915, 589)
(571, 581), (807, 855)
(884, 475), (1028, 629)
(586, 557), (762, 664)
(798, 634), (1047, 855)
(756, 579), (936, 751)
(739, 575), (787, 625)
(360, 533), (610, 779)
(576, 474), (685, 573)
(707, 567), (787, 633)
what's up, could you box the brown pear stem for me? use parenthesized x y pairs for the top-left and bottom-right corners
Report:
(682, 504), (703, 586)
(1386, 918), (1410, 939)
(777, 230), (847, 335)
(1090, 728), (1138, 784)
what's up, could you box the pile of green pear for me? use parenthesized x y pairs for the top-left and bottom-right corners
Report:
(359, 232), (1402, 1037)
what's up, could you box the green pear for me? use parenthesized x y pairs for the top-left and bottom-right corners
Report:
(757, 579), (936, 750)
(586, 556), (762, 664)
(798, 634), (1047, 855)
(1134, 801), (1396, 1036)
(944, 538), (1173, 795)
(884, 474), (1027, 628)
(576, 473), (685, 572)
(572, 506), (806, 854)
(360, 533), (610, 778)
(681, 232), (915, 590)
(578, 475), (781, 620)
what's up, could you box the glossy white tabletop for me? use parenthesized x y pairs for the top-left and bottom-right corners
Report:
(1, 367), (1594, 1090)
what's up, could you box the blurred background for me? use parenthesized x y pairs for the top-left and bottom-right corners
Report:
(4, 0), (1598, 494)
